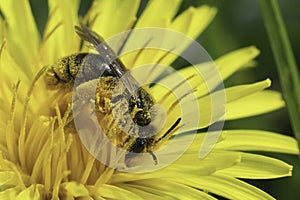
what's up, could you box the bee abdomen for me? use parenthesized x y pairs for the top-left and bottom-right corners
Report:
(45, 53), (115, 89)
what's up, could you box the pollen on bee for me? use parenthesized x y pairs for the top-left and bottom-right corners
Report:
(43, 24), (183, 166)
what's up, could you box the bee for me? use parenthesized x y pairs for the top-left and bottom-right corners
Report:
(45, 24), (181, 165)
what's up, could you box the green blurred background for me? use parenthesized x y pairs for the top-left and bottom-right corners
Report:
(185, 1), (300, 199)
(29, 0), (300, 199)
(195, 1), (300, 199)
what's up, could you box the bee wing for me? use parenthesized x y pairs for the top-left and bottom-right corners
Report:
(75, 24), (121, 71)
(75, 24), (104, 47)
(75, 24), (140, 100)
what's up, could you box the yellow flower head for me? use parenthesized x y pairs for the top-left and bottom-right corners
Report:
(0, 0), (298, 199)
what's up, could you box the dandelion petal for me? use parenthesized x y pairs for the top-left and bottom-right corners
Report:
(226, 90), (285, 120)
(216, 129), (299, 154)
(217, 153), (293, 179)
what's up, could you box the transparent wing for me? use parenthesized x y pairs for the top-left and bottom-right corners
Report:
(75, 23), (139, 100)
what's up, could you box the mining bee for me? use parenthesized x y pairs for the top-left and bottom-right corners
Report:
(45, 24), (181, 165)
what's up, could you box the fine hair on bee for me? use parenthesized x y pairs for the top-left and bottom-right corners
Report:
(45, 23), (182, 165)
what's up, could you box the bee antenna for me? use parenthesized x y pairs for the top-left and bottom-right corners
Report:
(155, 118), (181, 144)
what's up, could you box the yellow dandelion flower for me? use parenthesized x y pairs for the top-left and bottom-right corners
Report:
(0, 0), (299, 200)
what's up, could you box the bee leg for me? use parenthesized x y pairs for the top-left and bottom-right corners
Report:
(125, 151), (158, 165)
(149, 151), (158, 165)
